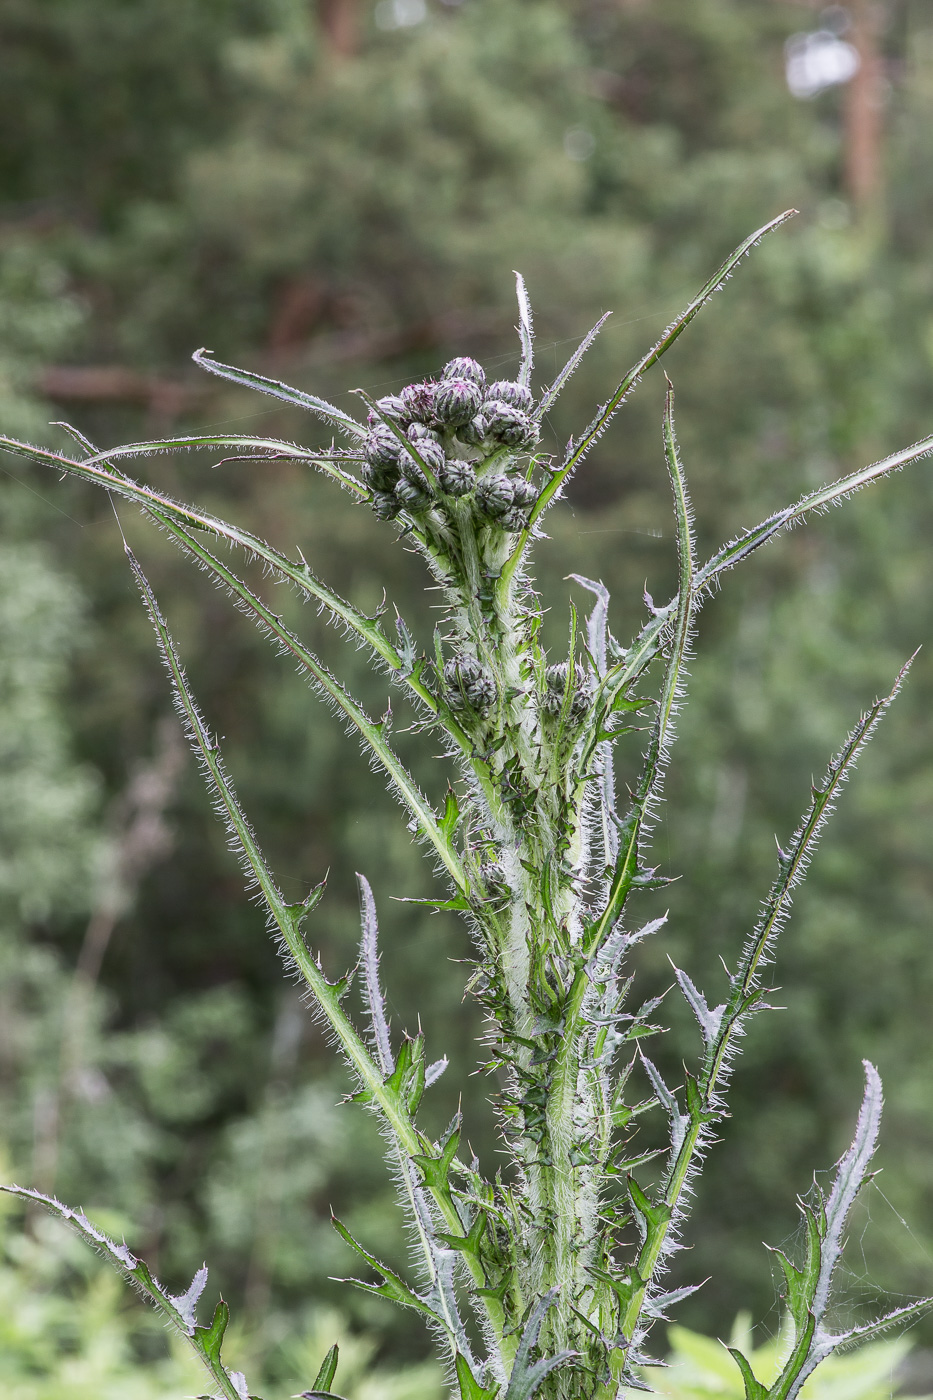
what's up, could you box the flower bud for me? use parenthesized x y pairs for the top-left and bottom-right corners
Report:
(444, 655), (496, 713)
(407, 423), (442, 445)
(456, 415), (487, 447)
(370, 394), (408, 424)
(501, 506), (530, 532)
(395, 477), (432, 512)
(399, 451), (429, 490)
(479, 860), (509, 898)
(437, 459), (476, 497)
(363, 427), (403, 489)
(400, 381), (436, 423)
(362, 459), (400, 492)
(443, 356), (486, 389)
(371, 490), (402, 521)
(510, 478), (538, 510)
(543, 662), (592, 718)
(483, 401), (541, 450)
(415, 438), (446, 475)
(434, 377), (483, 428)
(486, 380), (534, 413)
(474, 473), (515, 520)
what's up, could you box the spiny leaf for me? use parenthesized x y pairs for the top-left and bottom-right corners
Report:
(705, 665), (913, 1103)
(672, 964), (724, 1047)
(192, 347), (366, 439)
(412, 1121), (462, 1193)
(503, 1290), (578, 1400)
(0, 1186), (256, 1400)
(331, 1217), (440, 1321)
(727, 1346), (769, 1400)
(519, 209), (797, 538)
(536, 316), (611, 419)
(312, 1342), (340, 1394)
(514, 271), (535, 388)
(358, 874), (394, 1075)
(0, 436), (450, 725)
(141, 516), (466, 891)
(195, 1299), (229, 1365)
(588, 384), (696, 945)
(455, 1351), (501, 1400)
(696, 430), (933, 598)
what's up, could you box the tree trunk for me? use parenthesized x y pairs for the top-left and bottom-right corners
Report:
(844, 0), (885, 216)
(318, 0), (360, 57)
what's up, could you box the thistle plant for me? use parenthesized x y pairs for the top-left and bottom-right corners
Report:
(3, 210), (933, 1400)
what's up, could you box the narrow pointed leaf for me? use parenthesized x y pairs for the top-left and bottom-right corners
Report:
(536, 315), (611, 418)
(0, 437), (451, 728)
(728, 1347), (769, 1400)
(705, 662), (913, 1102)
(514, 271), (534, 387)
(1, 1186), (255, 1400)
(312, 1343), (340, 1394)
(455, 1351), (500, 1400)
(589, 382), (695, 945)
(697, 432), (933, 597)
(358, 874), (394, 1074)
(137, 518), (465, 890)
(503, 1290), (577, 1400)
(192, 347), (366, 439)
(519, 210), (796, 536)
(331, 1217), (440, 1321)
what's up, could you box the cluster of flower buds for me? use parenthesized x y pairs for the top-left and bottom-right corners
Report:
(443, 654), (496, 714)
(542, 662), (593, 720)
(361, 356), (542, 528)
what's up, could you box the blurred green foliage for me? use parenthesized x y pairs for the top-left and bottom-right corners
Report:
(641, 1315), (929, 1399)
(0, 1175), (442, 1398)
(3, 0), (933, 1387)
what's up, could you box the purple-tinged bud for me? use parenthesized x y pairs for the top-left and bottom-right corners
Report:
(407, 422), (443, 445)
(510, 478), (538, 510)
(370, 394), (408, 424)
(399, 451), (429, 490)
(444, 655), (496, 713)
(365, 425), (403, 469)
(371, 490), (402, 521)
(443, 356), (486, 389)
(400, 381), (436, 423)
(456, 415), (487, 447)
(420, 438), (446, 473)
(437, 458), (476, 497)
(434, 377), (483, 428)
(484, 401), (540, 450)
(486, 380), (534, 413)
(479, 859), (508, 897)
(395, 477), (432, 512)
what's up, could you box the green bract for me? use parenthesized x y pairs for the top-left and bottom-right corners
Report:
(3, 213), (933, 1400)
